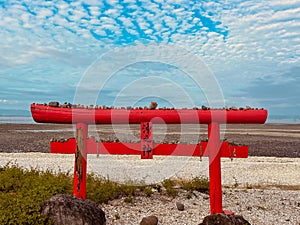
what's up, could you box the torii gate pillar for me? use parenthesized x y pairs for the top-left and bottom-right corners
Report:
(208, 122), (223, 214)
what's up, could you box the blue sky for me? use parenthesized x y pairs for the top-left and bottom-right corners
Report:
(0, 0), (299, 117)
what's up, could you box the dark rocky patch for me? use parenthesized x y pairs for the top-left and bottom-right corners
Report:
(199, 213), (251, 225)
(40, 194), (106, 225)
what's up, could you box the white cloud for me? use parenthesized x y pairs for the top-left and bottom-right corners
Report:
(0, 99), (18, 104)
(0, 0), (299, 114)
(105, 8), (119, 16)
(36, 7), (53, 19)
(118, 16), (134, 27)
(144, 29), (153, 35)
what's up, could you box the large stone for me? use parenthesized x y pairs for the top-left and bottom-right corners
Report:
(40, 194), (106, 225)
(199, 213), (251, 225)
(176, 202), (185, 211)
(140, 215), (158, 225)
(48, 102), (60, 107)
(149, 102), (158, 110)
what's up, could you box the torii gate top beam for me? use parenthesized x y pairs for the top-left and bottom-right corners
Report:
(31, 104), (267, 125)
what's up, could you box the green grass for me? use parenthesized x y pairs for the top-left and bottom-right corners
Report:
(0, 163), (210, 224)
(86, 173), (138, 203)
(162, 177), (210, 197)
(0, 164), (72, 224)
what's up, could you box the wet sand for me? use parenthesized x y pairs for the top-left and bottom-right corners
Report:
(0, 123), (299, 157)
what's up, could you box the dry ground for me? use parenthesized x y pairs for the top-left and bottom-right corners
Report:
(0, 123), (299, 158)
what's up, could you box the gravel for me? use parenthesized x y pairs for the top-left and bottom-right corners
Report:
(0, 153), (299, 186)
(101, 189), (300, 225)
(0, 153), (299, 225)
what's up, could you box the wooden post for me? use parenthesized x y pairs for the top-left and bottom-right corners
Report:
(73, 123), (88, 199)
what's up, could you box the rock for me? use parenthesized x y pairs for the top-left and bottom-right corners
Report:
(40, 194), (106, 225)
(140, 215), (158, 225)
(176, 202), (185, 211)
(198, 213), (251, 225)
(149, 102), (158, 110)
(61, 102), (72, 108)
(49, 102), (60, 107)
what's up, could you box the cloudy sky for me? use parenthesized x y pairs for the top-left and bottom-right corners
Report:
(0, 0), (299, 118)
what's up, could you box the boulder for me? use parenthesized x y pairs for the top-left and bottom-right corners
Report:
(140, 215), (158, 225)
(176, 202), (185, 211)
(40, 194), (106, 225)
(199, 213), (251, 225)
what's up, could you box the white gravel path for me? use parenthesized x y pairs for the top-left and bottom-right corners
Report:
(0, 153), (299, 187)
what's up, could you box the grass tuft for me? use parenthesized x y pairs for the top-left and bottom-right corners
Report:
(161, 177), (210, 197)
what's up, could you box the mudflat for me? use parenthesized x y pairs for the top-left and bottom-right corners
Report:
(0, 123), (299, 158)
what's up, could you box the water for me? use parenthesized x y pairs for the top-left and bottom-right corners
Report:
(0, 116), (34, 124)
(266, 118), (300, 124)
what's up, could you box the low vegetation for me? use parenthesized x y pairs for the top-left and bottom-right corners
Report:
(0, 163), (210, 224)
(1, 163), (298, 224)
(224, 180), (300, 191)
(0, 163), (72, 224)
(162, 177), (210, 197)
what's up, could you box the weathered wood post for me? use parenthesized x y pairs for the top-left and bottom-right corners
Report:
(73, 123), (88, 199)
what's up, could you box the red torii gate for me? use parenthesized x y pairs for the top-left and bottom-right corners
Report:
(30, 103), (268, 215)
